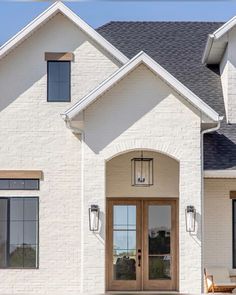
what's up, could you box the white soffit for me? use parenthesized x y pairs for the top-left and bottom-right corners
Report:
(0, 1), (129, 64)
(202, 16), (236, 64)
(204, 170), (236, 178)
(63, 51), (221, 122)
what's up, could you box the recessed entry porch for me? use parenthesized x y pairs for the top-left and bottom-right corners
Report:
(105, 150), (179, 292)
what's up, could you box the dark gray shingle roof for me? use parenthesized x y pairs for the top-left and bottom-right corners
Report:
(97, 21), (236, 170)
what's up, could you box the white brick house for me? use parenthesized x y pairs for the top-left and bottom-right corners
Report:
(0, 2), (236, 294)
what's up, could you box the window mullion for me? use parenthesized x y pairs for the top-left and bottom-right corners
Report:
(233, 200), (236, 269)
(23, 198), (25, 268)
(7, 198), (10, 268)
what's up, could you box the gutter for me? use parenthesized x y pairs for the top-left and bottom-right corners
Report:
(200, 116), (222, 292)
(63, 115), (84, 293)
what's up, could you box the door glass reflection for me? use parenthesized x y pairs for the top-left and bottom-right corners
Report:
(148, 205), (171, 280)
(113, 205), (136, 280)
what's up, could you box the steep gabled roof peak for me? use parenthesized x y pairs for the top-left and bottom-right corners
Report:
(202, 15), (236, 64)
(63, 51), (221, 123)
(0, 1), (128, 63)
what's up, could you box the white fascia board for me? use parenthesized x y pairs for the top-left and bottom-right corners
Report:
(204, 170), (236, 178)
(202, 16), (236, 64)
(63, 51), (220, 122)
(63, 52), (145, 119)
(213, 15), (236, 40)
(0, 1), (129, 64)
(202, 34), (214, 64)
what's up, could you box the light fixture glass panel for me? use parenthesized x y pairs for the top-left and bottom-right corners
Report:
(185, 206), (196, 232)
(89, 205), (99, 231)
(131, 152), (153, 186)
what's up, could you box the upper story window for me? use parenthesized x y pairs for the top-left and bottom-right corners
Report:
(47, 61), (71, 102)
(0, 197), (39, 268)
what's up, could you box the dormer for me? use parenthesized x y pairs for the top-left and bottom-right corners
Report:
(202, 17), (236, 123)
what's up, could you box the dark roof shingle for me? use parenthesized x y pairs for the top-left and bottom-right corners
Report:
(97, 21), (236, 170)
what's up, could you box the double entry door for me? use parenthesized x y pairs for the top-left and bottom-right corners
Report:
(106, 198), (178, 291)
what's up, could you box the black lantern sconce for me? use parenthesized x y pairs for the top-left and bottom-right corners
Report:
(89, 204), (100, 232)
(185, 205), (196, 232)
(131, 151), (153, 187)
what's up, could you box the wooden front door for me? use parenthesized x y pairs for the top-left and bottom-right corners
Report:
(106, 198), (178, 291)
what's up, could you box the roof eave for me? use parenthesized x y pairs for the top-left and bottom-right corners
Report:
(202, 16), (236, 64)
(0, 1), (129, 64)
(204, 169), (236, 178)
(202, 34), (215, 64)
(63, 51), (221, 123)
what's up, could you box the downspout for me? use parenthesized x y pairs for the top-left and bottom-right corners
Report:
(62, 115), (85, 294)
(200, 116), (223, 292)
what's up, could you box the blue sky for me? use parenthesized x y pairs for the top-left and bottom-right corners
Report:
(1, 1), (236, 45)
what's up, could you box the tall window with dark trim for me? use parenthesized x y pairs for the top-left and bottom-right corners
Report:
(47, 61), (71, 102)
(0, 197), (39, 268)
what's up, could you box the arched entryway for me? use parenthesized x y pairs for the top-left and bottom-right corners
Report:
(105, 150), (179, 291)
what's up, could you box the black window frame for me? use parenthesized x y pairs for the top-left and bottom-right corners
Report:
(0, 179), (39, 190)
(0, 197), (39, 269)
(47, 60), (71, 103)
(233, 199), (236, 268)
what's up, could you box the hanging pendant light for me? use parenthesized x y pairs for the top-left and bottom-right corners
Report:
(131, 151), (153, 186)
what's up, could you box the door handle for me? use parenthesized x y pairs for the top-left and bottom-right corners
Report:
(138, 249), (141, 267)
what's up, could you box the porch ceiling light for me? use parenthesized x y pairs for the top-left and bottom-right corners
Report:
(89, 204), (100, 232)
(131, 151), (153, 187)
(185, 205), (196, 232)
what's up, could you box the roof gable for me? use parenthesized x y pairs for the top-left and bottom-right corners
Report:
(0, 1), (128, 64)
(202, 17), (235, 64)
(63, 51), (221, 122)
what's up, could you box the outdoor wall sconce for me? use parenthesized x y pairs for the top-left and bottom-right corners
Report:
(131, 151), (153, 186)
(185, 205), (196, 232)
(89, 204), (100, 232)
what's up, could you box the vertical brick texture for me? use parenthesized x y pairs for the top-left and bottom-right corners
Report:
(0, 12), (204, 294)
(0, 12), (119, 295)
(220, 27), (236, 123)
(204, 178), (236, 272)
(83, 64), (202, 293)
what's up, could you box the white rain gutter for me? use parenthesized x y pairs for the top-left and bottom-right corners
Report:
(63, 116), (85, 294)
(200, 116), (223, 292)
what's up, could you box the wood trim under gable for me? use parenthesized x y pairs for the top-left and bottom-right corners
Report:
(230, 191), (236, 199)
(45, 52), (74, 61)
(0, 170), (43, 179)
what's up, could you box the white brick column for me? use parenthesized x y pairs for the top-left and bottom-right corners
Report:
(179, 160), (202, 293)
(82, 144), (106, 294)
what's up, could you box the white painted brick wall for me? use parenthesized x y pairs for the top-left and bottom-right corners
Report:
(0, 12), (119, 295)
(204, 178), (236, 271)
(0, 11), (205, 294)
(220, 27), (236, 123)
(82, 64), (202, 293)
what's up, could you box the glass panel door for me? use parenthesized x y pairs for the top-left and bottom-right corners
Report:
(143, 200), (177, 291)
(107, 199), (177, 291)
(107, 200), (142, 291)
(148, 205), (171, 280)
(113, 205), (137, 280)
